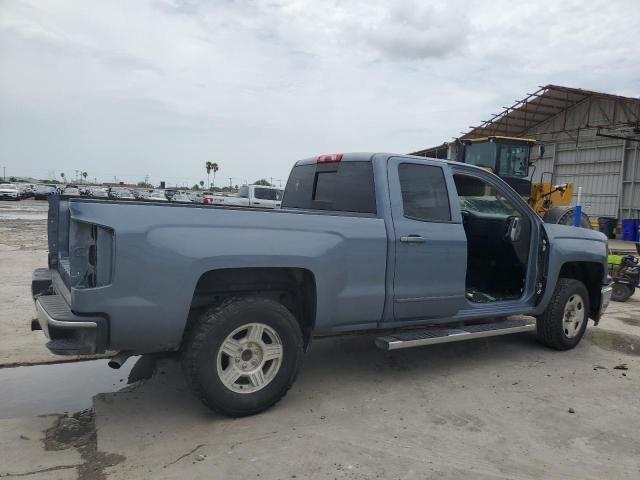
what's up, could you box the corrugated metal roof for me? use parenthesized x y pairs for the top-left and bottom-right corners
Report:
(463, 84), (640, 139)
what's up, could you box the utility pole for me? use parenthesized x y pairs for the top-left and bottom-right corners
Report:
(228, 177), (233, 189)
(1, 166), (5, 181)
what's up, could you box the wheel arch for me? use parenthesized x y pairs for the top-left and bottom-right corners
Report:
(558, 261), (604, 321)
(185, 267), (317, 349)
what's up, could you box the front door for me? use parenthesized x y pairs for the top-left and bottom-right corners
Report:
(388, 157), (467, 321)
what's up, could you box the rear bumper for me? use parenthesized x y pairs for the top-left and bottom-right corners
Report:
(31, 269), (108, 355)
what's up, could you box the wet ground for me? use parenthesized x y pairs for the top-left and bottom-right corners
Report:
(0, 359), (138, 419)
(0, 198), (49, 221)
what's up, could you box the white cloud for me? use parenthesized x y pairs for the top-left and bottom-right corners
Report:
(0, 0), (638, 185)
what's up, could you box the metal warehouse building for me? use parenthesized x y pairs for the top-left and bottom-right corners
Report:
(412, 84), (640, 221)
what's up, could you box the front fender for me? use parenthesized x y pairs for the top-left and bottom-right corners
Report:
(534, 224), (608, 316)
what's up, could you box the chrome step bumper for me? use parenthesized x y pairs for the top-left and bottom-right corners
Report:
(376, 318), (535, 351)
(34, 294), (107, 355)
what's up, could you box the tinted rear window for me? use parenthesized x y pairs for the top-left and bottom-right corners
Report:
(254, 187), (284, 201)
(282, 162), (376, 214)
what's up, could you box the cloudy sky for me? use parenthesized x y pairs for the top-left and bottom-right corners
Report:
(1, 0), (639, 187)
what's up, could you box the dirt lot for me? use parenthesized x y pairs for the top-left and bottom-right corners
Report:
(1, 199), (639, 479)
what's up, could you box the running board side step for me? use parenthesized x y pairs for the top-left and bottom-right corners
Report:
(375, 318), (535, 351)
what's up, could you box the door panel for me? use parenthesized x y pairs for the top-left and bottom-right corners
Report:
(388, 158), (468, 321)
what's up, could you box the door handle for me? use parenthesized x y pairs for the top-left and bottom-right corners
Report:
(400, 235), (425, 243)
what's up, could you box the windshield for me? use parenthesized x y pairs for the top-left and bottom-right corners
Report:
(464, 141), (530, 177)
(497, 143), (530, 177)
(254, 187), (284, 201)
(0, 184), (17, 189)
(465, 142), (497, 170)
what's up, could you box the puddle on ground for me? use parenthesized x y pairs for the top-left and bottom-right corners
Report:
(589, 330), (640, 356)
(0, 203), (48, 212)
(0, 356), (157, 419)
(0, 214), (48, 220)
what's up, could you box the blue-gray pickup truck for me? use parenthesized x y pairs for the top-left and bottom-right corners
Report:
(31, 153), (612, 416)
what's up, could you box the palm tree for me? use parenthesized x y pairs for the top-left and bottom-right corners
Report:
(211, 163), (219, 189)
(82, 171), (88, 184)
(205, 162), (213, 191)
(60, 172), (65, 183)
(199, 180), (204, 188)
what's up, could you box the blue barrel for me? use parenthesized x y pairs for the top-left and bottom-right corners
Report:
(622, 219), (637, 241)
(637, 221), (640, 242)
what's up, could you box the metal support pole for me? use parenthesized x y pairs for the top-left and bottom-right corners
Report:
(574, 186), (583, 227)
(617, 140), (627, 220)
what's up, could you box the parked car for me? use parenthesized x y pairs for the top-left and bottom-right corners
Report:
(208, 185), (283, 208)
(89, 188), (109, 198)
(17, 184), (35, 199)
(146, 190), (169, 201)
(188, 192), (203, 203)
(31, 152), (612, 417)
(62, 186), (81, 197)
(0, 183), (20, 201)
(109, 188), (135, 200)
(171, 192), (192, 203)
(34, 185), (58, 200)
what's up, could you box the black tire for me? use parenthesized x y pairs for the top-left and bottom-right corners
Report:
(181, 297), (304, 417)
(536, 278), (589, 350)
(543, 206), (591, 229)
(611, 283), (633, 302)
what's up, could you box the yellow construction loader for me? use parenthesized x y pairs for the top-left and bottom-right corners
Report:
(455, 136), (591, 227)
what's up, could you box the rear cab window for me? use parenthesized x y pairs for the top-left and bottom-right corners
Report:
(254, 187), (284, 201)
(282, 159), (376, 214)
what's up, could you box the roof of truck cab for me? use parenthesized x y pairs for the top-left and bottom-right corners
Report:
(293, 152), (464, 168)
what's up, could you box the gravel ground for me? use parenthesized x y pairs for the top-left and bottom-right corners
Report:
(0, 200), (56, 366)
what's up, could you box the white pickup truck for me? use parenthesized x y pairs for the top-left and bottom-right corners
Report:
(205, 184), (283, 209)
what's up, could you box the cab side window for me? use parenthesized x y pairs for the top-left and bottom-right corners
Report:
(398, 163), (451, 222)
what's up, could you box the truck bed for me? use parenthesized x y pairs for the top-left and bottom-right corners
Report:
(47, 195), (388, 352)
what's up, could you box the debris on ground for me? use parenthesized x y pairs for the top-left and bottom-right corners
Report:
(568, 408), (575, 414)
(614, 364), (629, 370)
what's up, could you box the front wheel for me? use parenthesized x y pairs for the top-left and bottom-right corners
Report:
(182, 297), (304, 417)
(536, 278), (589, 350)
(611, 283), (633, 302)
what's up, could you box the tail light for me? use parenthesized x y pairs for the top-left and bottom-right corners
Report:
(69, 221), (113, 288)
(317, 153), (343, 164)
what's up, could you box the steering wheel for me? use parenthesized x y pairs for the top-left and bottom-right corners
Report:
(495, 192), (513, 212)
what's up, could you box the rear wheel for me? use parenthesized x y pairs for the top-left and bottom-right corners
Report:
(543, 206), (591, 229)
(182, 297), (304, 417)
(611, 283), (633, 302)
(536, 278), (589, 350)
